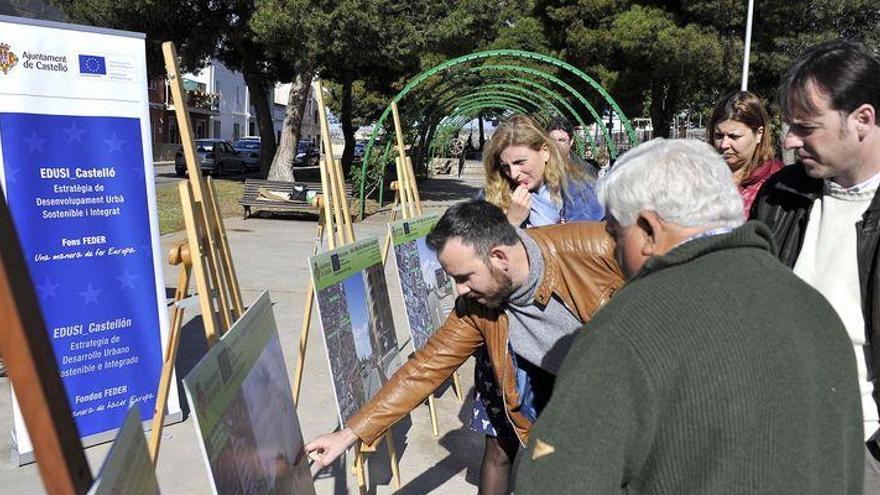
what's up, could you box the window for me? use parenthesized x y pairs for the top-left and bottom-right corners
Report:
(213, 121), (221, 139)
(233, 123), (241, 141)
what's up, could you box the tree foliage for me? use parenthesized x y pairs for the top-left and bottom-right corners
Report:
(535, 0), (880, 138)
(60, 0), (297, 175)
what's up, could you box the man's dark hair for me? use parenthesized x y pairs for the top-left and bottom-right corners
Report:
(426, 200), (519, 258)
(780, 39), (880, 124)
(545, 118), (574, 138)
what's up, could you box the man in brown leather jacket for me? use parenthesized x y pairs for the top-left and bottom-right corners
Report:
(305, 200), (623, 471)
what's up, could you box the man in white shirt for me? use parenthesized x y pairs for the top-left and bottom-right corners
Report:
(751, 39), (880, 493)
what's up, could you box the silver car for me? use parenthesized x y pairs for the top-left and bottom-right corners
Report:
(233, 139), (261, 171)
(175, 139), (244, 177)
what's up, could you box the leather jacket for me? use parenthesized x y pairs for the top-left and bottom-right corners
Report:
(347, 222), (624, 445)
(751, 163), (880, 411)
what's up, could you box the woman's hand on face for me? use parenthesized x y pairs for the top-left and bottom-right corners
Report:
(507, 184), (531, 226)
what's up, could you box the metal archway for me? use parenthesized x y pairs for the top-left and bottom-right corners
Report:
(358, 49), (637, 216)
(427, 82), (595, 157)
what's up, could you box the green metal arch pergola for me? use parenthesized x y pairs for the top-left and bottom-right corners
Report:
(390, 63), (614, 162)
(427, 83), (593, 156)
(372, 87), (558, 186)
(427, 82), (596, 158)
(407, 65), (610, 190)
(358, 49), (637, 216)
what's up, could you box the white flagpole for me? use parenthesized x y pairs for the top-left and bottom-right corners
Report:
(741, 0), (755, 91)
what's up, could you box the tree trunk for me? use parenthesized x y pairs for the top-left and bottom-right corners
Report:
(340, 75), (356, 177)
(781, 122), (795, 165)
(242, 71), (277, 178)
(268, 68), (315, 182)
(478, 113), (485, 151)
(649, 81), (678, 139)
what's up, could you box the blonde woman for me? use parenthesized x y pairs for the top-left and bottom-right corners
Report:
(483, 115), (603, 227)
(470, 115), (603, 495)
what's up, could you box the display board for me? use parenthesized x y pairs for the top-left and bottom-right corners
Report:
(0, 15), (179, 464)
(389, 215), (455, 350)
(183, 291), (316, 495)
(88, 406), (159, 495)
(309, 237), (401, 425)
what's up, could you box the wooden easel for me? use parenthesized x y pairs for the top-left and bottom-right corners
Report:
(291, 79), (400, 494)
(147, 41), (245, 464)
(0, 198), (93, 495)
(382, 102), (463, 438)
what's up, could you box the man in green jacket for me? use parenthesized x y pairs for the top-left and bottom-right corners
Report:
(516, 138), (863, 494)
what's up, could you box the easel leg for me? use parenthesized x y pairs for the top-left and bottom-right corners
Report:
(148, 262), (191, 464)
(292, 219), (324, 406)
(354, 447), (367, 495)
(427, 394), (440, 437)
(384, 430), (401, 489)
(381, 192), (399, 265)
(452, 371), (464, 402)
(292, 280), (314, 406)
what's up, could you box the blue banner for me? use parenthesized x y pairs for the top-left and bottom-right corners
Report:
(0, 112), (163, 437)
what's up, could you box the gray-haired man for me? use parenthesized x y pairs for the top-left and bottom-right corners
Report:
(517, 138), (863, 494)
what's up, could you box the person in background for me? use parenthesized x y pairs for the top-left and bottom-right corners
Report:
(708, 90), (783, 215)
(517, 138), (862, 494)
(751, 39), (880, 493)
(545, 118), (600, 178)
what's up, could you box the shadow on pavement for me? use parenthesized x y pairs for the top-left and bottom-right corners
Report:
(394, 386), (482, 494)
(172, 314), (211, 418)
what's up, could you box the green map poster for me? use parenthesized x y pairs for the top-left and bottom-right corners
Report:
(183, 291), (315, 495)
(309, 237), (400, 425)
(87, 406), (159, 495)
(390, 215), (455, 350)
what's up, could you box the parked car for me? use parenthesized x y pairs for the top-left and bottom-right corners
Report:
(353, 140), (367, 162)
(233, 139), (261, 171)
(294, 140), (320, 167)
(175, 139), (244, 177)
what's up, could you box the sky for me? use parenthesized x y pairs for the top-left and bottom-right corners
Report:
(416, 237), (444, 289)
(343, 273), (373, 361)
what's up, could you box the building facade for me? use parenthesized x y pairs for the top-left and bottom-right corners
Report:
(148, 61), (322, 160)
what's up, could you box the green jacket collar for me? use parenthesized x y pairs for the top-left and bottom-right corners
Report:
(629, 221), (775, 283)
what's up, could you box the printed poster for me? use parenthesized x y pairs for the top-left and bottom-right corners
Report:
(87, 405), (160, 495)
(390, 215), (455, 351)
(183, 291), (316, 495)
(309, 237), (401, 425)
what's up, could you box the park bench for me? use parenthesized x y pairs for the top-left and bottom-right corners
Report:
(433, 158), (453, 175)
(239, 178), (353, 219)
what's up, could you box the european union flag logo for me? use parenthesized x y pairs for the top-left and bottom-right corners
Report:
(78, 55), (106, 75)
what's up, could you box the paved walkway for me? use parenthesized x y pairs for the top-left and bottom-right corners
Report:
(0, 160), (487, 494)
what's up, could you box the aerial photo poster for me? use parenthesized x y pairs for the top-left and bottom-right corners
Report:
(390, 215), (455, 351)
(87, 405), (159, 495)
(183, 291), (315, 495)
(309, 237), (401, 425)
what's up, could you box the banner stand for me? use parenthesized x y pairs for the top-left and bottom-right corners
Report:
(0, 16), (182, 466)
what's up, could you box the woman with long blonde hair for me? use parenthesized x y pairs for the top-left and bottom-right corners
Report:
(483, 115), (602, 227)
